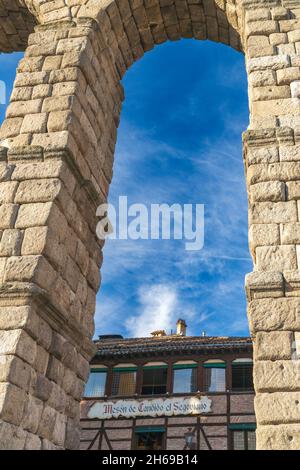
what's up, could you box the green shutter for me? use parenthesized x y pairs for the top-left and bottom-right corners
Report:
(113, 367), (137, 372)
(203, 363), (227, 368)
(232, 362), (253, 367)
(229, 423), (256, 431)
(90, 368), (107, 373)
(173, 364), (198, 370)
(142, 365), (168, 370)
(135, 426), (165, 434)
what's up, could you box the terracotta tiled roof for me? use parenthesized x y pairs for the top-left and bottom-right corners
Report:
(94, 335), (252, 359)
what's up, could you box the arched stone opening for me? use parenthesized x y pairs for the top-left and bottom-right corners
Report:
(97, 37), (250, 346)
(0, 0), (299, 450)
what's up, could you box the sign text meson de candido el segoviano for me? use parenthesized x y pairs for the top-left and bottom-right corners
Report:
(88, 396), (212, 420)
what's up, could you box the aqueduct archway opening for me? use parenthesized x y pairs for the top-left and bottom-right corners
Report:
(0, 0), (300, 450)
(98, 37), (250, 339)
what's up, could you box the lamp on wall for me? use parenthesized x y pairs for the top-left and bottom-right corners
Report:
(184, 428), (195, 449)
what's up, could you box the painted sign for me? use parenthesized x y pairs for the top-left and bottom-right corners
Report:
(87, 396), (212, 420)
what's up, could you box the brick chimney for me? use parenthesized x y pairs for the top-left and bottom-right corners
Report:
(176, 319), (187, 336)
(151, 329), (166, 337)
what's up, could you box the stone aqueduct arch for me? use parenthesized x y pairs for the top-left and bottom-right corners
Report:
(0, 0), (299, 450)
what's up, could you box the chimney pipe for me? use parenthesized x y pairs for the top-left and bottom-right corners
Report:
(176, 319), (187, 336)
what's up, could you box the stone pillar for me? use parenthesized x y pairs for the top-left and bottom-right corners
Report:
(0, 16), (122, 449)
(0, 0), (300, 451)
(243, 0), (300, 449)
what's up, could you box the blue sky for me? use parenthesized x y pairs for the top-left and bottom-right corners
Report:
(0, 40), (252, 339)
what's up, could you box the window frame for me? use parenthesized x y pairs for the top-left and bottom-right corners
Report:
(229, 424), (256, 450)
(83, 367), (108, 398)
(231, 359), (254, 392)
(203, 360), (227, 393)
(141, 364), (168, 396)
(111, 366), (138, 397)
(172, 363), (198, 394)
(134, 426), (166, 450)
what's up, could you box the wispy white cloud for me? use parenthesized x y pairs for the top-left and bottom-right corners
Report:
(125, 284), (178, 337)
(124, 283), (212, 338)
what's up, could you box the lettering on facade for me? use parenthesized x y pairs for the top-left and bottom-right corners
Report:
(87, 396), (212, 420)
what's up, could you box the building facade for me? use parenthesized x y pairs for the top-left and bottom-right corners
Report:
(80, 321), (255, 451)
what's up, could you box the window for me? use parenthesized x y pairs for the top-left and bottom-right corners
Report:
(134, 427), (165, 450)
(230, 424), (256, 450)
(232, 359), (254, 391)
(111, 365), (137, 396)
(173, 362), (197, 393)
(203, 360), (226, 392)
(142, 363), (168, 395)
(84, 367), (107, 397)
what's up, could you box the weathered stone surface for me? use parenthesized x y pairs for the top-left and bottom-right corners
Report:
(46, 356), (64, 385)
(0, 306), (34, 334)
(21, 395), (44, 434)
(281, 223), (300, 244)
(280, 144), (300, 162)
(61, 342), (77, 370)
(248, 55), (290, 73)
(287, 181), (300, 200)
(34, 346), (49, 375)
(250, 181), (285, 202)
(15, 179), (61, 204)
(255, 392), (300, 425)
(21, 226), (48, 255)
(249, 298), (300, 333)
(291, 81), (300, 99)
(256, 245), (297, 271)
(252, 85), (290, 102)
(42, 438), (63, 450)
(250, 201), (298, 224)
(52, 412), (66, 447)
(257, 424), (300, 450)
(0, 329), (37, 365)
(15, 202), (53, 228)
(20, 113), (48, 134)
(76, 354), (90, 382)
(245, 271), (284, 300)
(247, 162), (300, 185)
(0, 420), (27, 450)
(252, 98), (300, 118)
(249, 224), (280, 250)
(0, 355), (31, 390)
(37, 405), (57, 441)
(65, 418), (80, 450)
(255, 332), (294, 361)
(62, 369), (77, 395)
(254, 360), (300, 392)
(34, 374), (53, 402)
(0, 229), (23, 256)
(277, 67), (300, 85)
(246, 147), (279, 165)
(0, 383), (26, 426)
(0, 182), (18, 203)
(4, 255), (56, 291)
(0, 0), (299, 452)
(24, 432), (42, 450)
(12, 161), (64, 181)
(0, 204), (18, 230)
(295, 332), (300, 358)
(49, 332), (66, 360)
